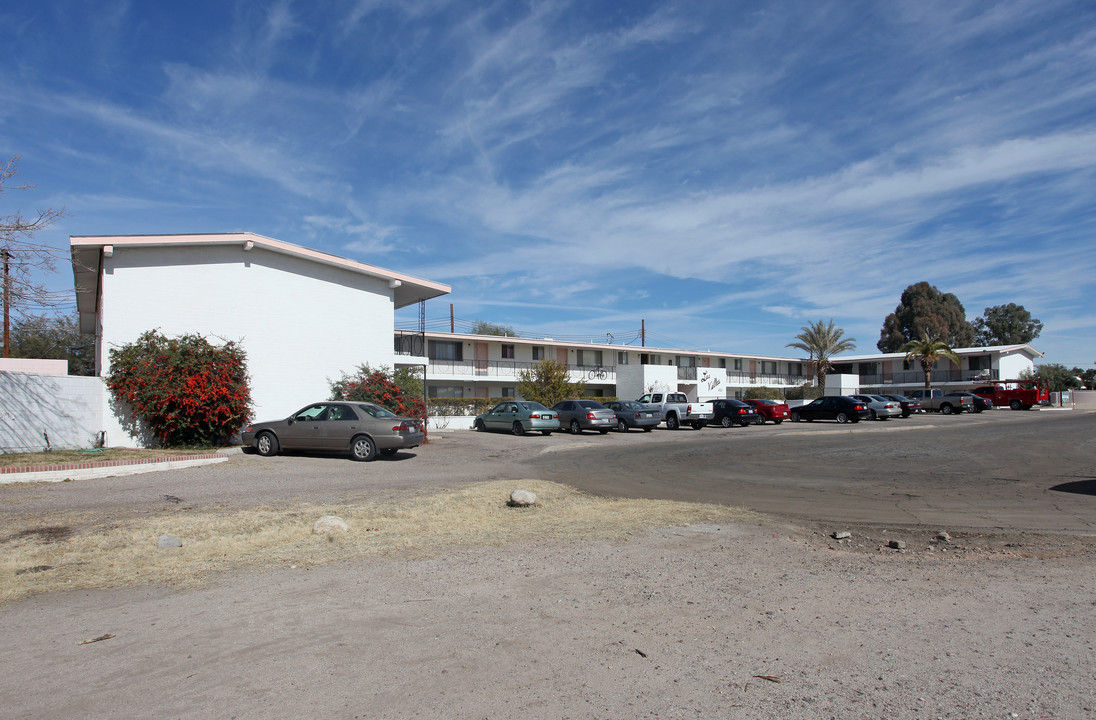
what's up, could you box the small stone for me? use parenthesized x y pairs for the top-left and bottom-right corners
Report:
(935, 531), (952, 543)
(312, 515), (349, 535)
(157, 534), (182, 549)
(888, 539), (906, 550)
(508, 490), (538, 507)
(832, 531), (851, 540)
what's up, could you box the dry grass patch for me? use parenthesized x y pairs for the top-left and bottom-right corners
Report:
(0, 447), (219, 469)
(0, 480), (755, 604)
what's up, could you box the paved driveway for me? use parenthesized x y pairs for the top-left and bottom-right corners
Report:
(2, 409), (1093, 532)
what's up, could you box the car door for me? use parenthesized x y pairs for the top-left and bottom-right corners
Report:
(281, 403), (329, 450)
(316, 403), (361, 450)
(482, 403), (508, 431)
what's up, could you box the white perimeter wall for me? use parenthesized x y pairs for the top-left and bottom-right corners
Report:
(100, 244), (397, 428)
(0, 372), (127, 452)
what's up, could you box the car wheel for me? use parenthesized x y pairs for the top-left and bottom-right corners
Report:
(474, 419), (486, 431)
(1010, 399), (1022, 411)
(791, 412), (800, 423)
(941, 403), (954, 415)
(720, 416), (732, 428)
(599, 429), (609, 434)
(541, 430), (552, 436)
(350, 435), (377, 462)
(869, 409), (877, 420)
(836, 412), (849, 424)
(773, 419), (783, 425)
(255, 431), (279, 457)
(570, 420), (582, 435)
(379, 448), (398, 457)
(642, 426), (653, 432)
(512, 421), (525, 436)
(756, 416), (766, 425)
(666, 414), (679, 430)
(617, 419), (628, 433)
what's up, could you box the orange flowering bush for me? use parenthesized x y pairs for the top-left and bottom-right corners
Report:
(329, 364), (427, 439)
(106, 330), (253, 447)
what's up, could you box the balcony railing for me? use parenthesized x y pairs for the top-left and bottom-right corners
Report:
(427, 359), (616, 383)
(857, 369), (1000, 385)
(394, 330), (425, 357)
(677, 367), (697, 380)
(724, 371), (810, 386)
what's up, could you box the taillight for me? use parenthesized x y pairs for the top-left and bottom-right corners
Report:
(687, 404), (693, 413)
(634, 412), (641, 419)
(528, 413), (540, 419)
(587, 412), (596, 420)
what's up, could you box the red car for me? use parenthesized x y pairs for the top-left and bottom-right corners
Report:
(745, 398), (790, 424)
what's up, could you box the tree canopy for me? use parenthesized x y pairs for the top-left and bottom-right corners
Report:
(1032, 363), (1083, 393)
(517, 360), (583, 407)
(471, 320), (517, 337)
(972, 303), (1042, 346)
(2, 155), (69, 357)
(785, 319), (856, 393)
(878, 282), (974, 352)
(7, 312), (93, 375)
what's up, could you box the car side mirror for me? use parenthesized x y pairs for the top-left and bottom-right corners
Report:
(287, 418), (295, 425)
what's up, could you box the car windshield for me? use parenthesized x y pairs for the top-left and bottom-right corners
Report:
(621, 401), (645, 410)
(577, 400), (607, 409)
(519, 401), (549, 410)
(754, 399), (777, 405)
(355, 403), (397, 418)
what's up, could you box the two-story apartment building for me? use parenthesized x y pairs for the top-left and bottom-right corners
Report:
(394, 330), (810, 402)
(394, 330), (1043, 404)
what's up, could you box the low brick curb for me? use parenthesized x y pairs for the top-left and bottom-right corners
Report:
(0, 452), (233, 484)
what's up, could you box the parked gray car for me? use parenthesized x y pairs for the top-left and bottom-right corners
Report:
(242, 401), (424, 461)
(603, 400), (660, 432)
(552, 399), (617, 434)
(473, 400), (560, 435)
(850, 394), (903, 420)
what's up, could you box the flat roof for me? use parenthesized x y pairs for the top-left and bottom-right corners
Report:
(71, 233), (451, 332)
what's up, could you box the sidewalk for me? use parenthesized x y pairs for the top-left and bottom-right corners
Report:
(0, 448), (240, 484)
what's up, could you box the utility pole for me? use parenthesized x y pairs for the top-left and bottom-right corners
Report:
(2, 248), (10, 358)
(641, 319), (645, 347)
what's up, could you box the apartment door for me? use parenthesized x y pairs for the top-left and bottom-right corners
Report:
(557, 347), (569, 366)
(474, 342), (488, 376)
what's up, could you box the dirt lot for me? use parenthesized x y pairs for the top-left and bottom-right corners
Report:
(2, 409), (1094, 718)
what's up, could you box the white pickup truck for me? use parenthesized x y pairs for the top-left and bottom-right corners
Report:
(636, 392), (714, 430)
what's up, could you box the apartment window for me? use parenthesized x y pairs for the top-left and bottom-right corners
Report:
(501, 387), (515, 397)
(789, 362), (803, 375)
(502, 344), (515, 359)
(831, 363), (853, 374)
(617, 351), (629, 365)
(761, 361), (777, 375)
(428, 384), (464, 398)
(716, 358), (726, 368)
(733, 358), (743, 371)
(428, 340), (463, 361)
(532, 346), (545, 361)
(648, 354), (662, 365)
(676, 355), (695, 367)
(969, 355), (991, 370)
(859, 362), (880, 378)
(577, 349), (603, 366)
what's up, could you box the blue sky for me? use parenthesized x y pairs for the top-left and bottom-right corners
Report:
(3, 0), (1095, 366)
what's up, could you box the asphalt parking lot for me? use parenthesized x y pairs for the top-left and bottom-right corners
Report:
(2, 408), (1093, 533)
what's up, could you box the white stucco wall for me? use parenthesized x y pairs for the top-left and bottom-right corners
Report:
(99, 244), (397, 427)
(997, 351), (1036, 379)
(0, 372), (127, 451)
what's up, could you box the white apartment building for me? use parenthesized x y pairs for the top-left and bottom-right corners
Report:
(394, 331), (1043, 402)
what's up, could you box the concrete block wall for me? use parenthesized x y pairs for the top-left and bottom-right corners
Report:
(0, 372), (117, 451)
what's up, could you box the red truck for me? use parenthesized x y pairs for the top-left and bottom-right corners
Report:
(971, 379), (1050, 410)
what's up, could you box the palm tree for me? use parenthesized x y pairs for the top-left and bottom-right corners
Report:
(786, 319), (856, 393)
(900, 331), (961, 388)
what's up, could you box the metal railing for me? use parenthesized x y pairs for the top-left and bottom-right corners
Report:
(394, 330), (425, 357)
(857, 369), (1000, 385)
(426, 359), (616, 383)
(724, 371), (810, 386)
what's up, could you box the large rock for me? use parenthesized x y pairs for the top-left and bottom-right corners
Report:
(157, 534), (182, 549)
(313, 515), (350, 535)
(508, 490), (538, 507)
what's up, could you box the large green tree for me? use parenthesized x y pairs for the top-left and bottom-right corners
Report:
(900, 332), (961, 388)
(8, 312), (93, 375)
(971, 303), (1043, 346)
(785, 319), (856, 393)
(471, 320), (517, 337)
(517, 360), (583, 407)
(1033, 363), (1083, 393)
(878, 282), (974, 352)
